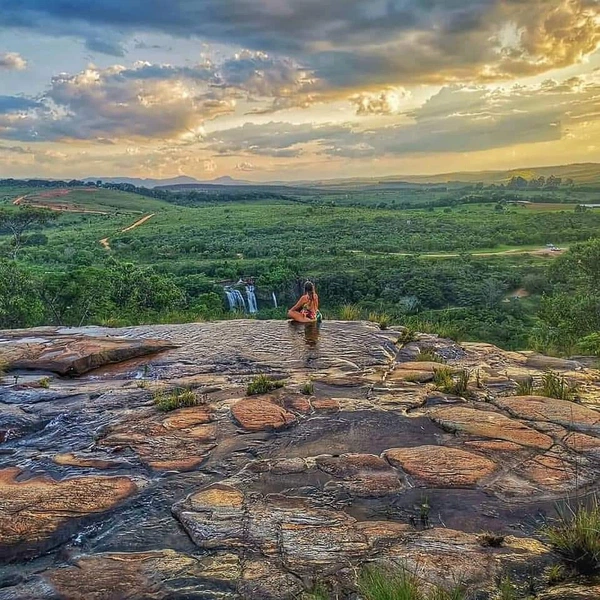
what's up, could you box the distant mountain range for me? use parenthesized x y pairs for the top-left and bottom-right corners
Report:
(84, 175), (252, 188)
(86, 162), (600, 189)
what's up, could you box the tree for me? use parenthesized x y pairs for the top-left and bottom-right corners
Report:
(0, 208), (57, 258)
(0, 260), (45, 327)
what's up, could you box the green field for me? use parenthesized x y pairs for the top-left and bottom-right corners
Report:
(1, 178), (600, 353)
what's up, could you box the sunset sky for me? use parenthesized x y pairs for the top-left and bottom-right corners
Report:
(1, 0), (599, 181)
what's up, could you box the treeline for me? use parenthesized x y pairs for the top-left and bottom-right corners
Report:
(0, 259), (225, 329)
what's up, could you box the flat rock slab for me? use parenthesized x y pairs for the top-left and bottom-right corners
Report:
(231, 398), (297, 432)
(0, 467), (137, 560)
(428, 406), (554, 449)
(44, 550), (241, 600)
(525, 354), (582, 371)
(495, 395), (600, 432)
(384, 446), (496, 487)
(99, 407), (216, 471)
(0, 332), (177, 376)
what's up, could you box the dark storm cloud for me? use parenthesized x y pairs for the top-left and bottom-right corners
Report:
(1, 0), (598, 86)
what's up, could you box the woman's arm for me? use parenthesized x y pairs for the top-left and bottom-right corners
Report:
(288, 295), (313, 322)
(289, 294), (308, 312)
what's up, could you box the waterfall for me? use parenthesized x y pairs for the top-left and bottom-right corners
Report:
(272, 292), (278, 308)
(246, 285), (258, 314)
(225, 287), (247, 312)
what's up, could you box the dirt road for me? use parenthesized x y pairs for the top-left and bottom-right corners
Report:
(99, 213), (155, 250)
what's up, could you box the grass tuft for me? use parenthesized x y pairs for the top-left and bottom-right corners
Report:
(358, 565), (466, 600)
(545, 563), (567, 586)
(340, 304), (361, 321)
(546, 497), (600, 575)
(301, 381), (314, 396)
(368, 312), (392, 330)
(397, 328), (417, 346)
(154, 388), (200, 412)
(433, 368), (471, 397)
(247, 374), (285, 396)
(515, 376), (534, 395)
(539, 371), (578, 402)
(418, 347), (446, 363)
(38, 377), (51, 389)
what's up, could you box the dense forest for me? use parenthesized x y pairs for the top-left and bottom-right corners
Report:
(0, 177), (599, 355)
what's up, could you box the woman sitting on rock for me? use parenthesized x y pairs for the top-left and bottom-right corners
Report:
(288, 281), (322, 324)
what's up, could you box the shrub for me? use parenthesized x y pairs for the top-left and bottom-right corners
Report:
(546, 497), (600, 575)
(301, 381), (314, 396)
(247, 374), (285, 396)
(154, 388), (200, 412)
(341, 304), (361, 321)
(540, 371), (577, 402)
(577, 333), (600, 357)
(38, 377), (51, 389)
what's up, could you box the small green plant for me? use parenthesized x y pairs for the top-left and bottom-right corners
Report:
(433, 368), (471, 398)
(539, 371), (578, 402)
(302, 584), (331, 600)
(368, 312), (391, 330)
(497, 576), (517, 600)
(136, 380), (148, 389)
(546, 496), (600, 575)
(397, 328), (417, 346)
(545, 563), (567, 586)
(478, 532), (505, 548)
(358, 565), (466, 600)
(246, 374), (285, 396)
(418, 347), (446, 364)
(301, 381), (314, 396)
(154, 388), (200, 412)
(515, 376), (534, 395)
(340, 304), (361, 321)
(38, 377), (51, 389)
(433, 366), (454, 390)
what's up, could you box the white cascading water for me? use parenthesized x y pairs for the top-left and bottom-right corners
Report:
(225, 288), (247, 312)
(246, 285), (258, 314)
(272, 292), (278, 308)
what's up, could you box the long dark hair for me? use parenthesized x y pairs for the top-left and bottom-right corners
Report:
(304, 280), (315, 302)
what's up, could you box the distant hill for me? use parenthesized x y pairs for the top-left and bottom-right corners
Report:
(85, 162), (600, 190)
(85, 175), (252, 188)
(303, 163), (600, 188)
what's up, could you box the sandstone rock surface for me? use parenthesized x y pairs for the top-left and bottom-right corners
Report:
(0, 330), (176, 375)
(428, 405), (554, 449)
(384, 445), (496, 487)
(1, 321), (599, 598)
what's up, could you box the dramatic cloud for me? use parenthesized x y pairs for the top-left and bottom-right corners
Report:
(350, 88), (411, 116)
(207, 76), (600, 159)
(0, 63), (236, 142)
(1, 0), (598, 89)
(0, 52), (27, 70)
